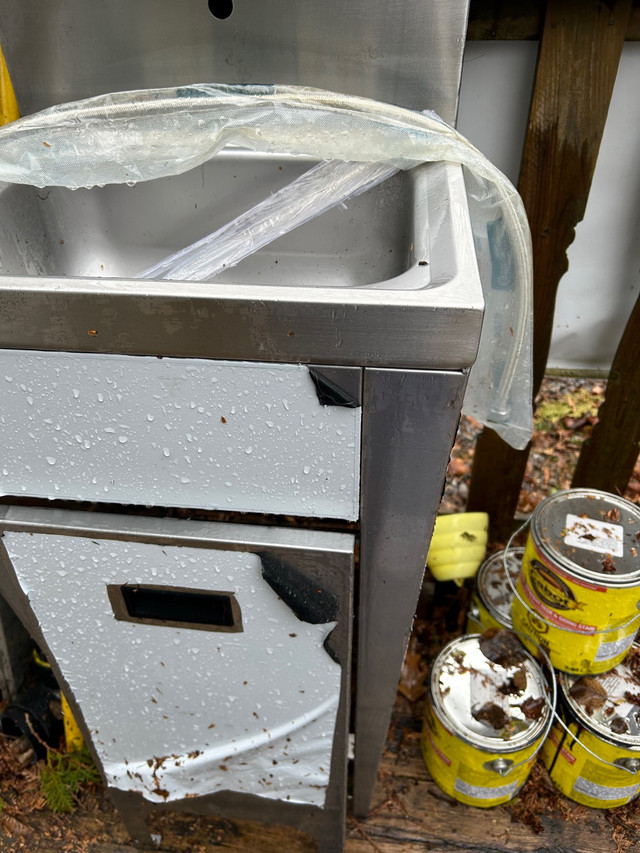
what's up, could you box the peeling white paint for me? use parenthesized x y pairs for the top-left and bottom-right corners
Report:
(4, 531), (342, 806)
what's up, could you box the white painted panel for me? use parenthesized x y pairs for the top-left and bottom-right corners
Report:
(458, 41), (640, 374)
(458, 41), (538, 186)
(4, 531), (341, 806)
(0, 351), (361, 519)
(550, 43), (640, 373)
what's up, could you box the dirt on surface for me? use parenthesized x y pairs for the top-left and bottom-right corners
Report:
(442, 376), (640, 516)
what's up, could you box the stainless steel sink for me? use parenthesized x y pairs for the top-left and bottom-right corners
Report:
(0, 154), (482, 368)
(0, 1), (480, 844)
(0, 131), (483, 853)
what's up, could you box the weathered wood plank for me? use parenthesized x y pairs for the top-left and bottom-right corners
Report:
(571, 293), (640, 493)
(347, 764), (614, 853)
(1, 705), (635, 852)
(467, 0), (640, 40)
(0, 802), (317, 852)
(467, 0), (633, 539)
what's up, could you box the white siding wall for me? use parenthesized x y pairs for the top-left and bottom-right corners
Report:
(457, 41), (640, 374)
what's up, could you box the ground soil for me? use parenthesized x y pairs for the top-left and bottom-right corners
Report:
(442, 376), (640, 516)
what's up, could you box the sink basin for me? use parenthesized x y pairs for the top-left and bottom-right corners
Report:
(1, 152), (413, 287)
(0, 153), (483, 369)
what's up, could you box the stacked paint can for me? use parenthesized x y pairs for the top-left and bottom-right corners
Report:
(509, 488), (640, 807)
(511, 489), (640, 674)
(423, 489), (640, 809)
(466, 547), (523, 633)
(421, 629), (553, 807)
(541, 648), (640, 807)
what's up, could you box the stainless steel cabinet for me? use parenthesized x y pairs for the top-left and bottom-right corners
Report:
(0, 508), (354, 851)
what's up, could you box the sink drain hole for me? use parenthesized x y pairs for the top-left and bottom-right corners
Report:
(208, 0), (233, 19)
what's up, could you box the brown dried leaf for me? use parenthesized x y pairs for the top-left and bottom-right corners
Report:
(397, 637), (429, 702)
(0, 813), (32, 837)
(447, 457), (470, 478)
(472, 702), (509, 730)
(520, 696), (546, 721)
(479, 628), (527, 668)
(569, 676), (607, 715)
(610, 716), (630, 735)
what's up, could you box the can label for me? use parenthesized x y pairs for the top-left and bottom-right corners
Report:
(593, 633), (636, 662)
(512, 533), (640, 674)
(422, 686), (541, 808)
(542, 721), (640, 808)
(424, 726), (451, 767)
(547, 727), (576, 764)
(563, 514), (624, 558)
(454, 777), (520, 801)
(573, 776), (640, 802)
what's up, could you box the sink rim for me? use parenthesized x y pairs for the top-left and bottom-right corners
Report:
(0, 162), (483, 370)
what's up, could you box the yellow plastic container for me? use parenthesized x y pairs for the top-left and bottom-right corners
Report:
(427, 513), (489, 583)
(61, 692), (85, 753)
(33, 647), (84, 752)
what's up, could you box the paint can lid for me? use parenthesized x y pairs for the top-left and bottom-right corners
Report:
(530, 489), (640, 584)
(560, 644), (640, 748)
(430, 630), (551, 752)
(476, 548), (523, 628)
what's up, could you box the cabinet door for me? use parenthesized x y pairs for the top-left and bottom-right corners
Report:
(0, 507), (353, 819)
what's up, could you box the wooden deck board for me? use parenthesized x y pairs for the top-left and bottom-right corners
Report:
(1, 704), (634, 853)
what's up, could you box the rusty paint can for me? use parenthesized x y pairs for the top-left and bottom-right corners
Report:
(542, 644), (640, 808)
(466, 548), (524, 634)
(511, 489), (640, 675)
(421, 631), (553, 807)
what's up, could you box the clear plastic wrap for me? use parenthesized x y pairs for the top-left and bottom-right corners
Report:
(139, 160), (397, 281)
(0, 83), (533, 449)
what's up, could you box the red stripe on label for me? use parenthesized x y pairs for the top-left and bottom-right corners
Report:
(530, 543), (607, 592)
(426, 728), (452, 767)
(548, 727), (576, 765)
(521, 576), (597, 634)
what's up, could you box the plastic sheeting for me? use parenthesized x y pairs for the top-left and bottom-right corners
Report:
(0, 84), (533, 448)
(139, 160), (398, 281)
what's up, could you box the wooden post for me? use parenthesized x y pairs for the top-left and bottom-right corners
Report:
(571, 293), (640, 494)
(466, 0), (633, 539)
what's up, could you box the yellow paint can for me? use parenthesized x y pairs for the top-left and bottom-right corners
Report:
(422, 631), (553, 807)
(466, 548), (523, 634)
(511, 489), (640, 675)
(542, 646), (640, 807)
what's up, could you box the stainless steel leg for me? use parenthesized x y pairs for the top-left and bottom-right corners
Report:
(353, 367), (468, 816)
